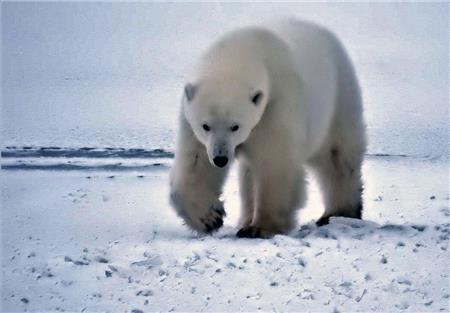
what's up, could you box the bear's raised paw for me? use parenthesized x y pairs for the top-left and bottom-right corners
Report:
(198, 205), (225, 234)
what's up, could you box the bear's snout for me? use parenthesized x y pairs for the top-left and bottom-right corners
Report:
(213, 156), (228, 168)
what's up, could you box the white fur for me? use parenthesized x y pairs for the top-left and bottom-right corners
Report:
(170, 19), (366, 237)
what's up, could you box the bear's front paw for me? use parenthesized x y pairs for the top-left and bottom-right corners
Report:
(199, 204), (225, 234)
(170, 190), (226, 234)
(236, 226), (275, 239)
(179, 202), (225, 234)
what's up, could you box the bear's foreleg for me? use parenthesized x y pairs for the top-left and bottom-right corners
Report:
(170, 115), (229, 233)
(238, 162), (255, 228)
(237, 161), (305, 238)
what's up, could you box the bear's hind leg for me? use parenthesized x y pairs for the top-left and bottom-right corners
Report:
(309, 144), (364, 226)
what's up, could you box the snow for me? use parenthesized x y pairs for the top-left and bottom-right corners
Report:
(2, 157), (449, 312)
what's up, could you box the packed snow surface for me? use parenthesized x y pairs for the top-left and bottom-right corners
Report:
(2, 156), (449, 312)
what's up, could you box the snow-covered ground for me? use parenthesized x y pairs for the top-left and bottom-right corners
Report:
(2, 156), (449, 312)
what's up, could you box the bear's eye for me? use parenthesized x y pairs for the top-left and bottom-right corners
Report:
(230, 125), (239, 132)
(251, 90), (263, 106)
(202, 124), (211, 132)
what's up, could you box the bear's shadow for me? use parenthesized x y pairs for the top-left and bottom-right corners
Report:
(292, 217), (428, 241)
(154, 217), (436, 242)
(212, 217), (430, 241)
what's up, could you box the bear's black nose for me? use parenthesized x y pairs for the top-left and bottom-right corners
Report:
(213, 156), (228, 168)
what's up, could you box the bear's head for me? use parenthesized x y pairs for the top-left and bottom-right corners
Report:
(183, 71), (270, 168)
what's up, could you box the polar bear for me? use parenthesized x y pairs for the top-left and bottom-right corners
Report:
(169, 19), (366, 238)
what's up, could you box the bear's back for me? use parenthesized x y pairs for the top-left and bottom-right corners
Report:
(269, 19), (343, 154)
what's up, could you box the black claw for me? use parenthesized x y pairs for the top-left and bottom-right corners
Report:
(214, 205), (226, 216)
(236, 228), (250, 238)
(202, 216), (224, 234)
(316, 216), (330, 226)
(236, 227), (262, 238)
(205, 223), (213, 233)
(214, 217), (223, 229)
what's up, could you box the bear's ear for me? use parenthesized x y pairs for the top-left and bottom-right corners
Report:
(184, 83), (197, 102)
(250, 90), (263, 106)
